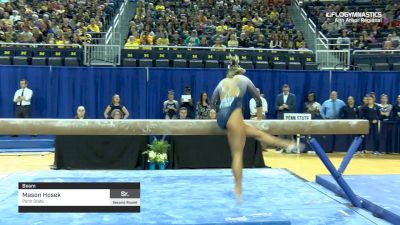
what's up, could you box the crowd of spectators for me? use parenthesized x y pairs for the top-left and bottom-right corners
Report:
(124, 0), (307, 50)
(304, 0), (400, 50)
(0, 0), (118, 45)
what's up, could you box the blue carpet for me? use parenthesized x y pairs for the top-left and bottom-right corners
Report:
(0, 135), (54, 152)
(0, 169), (389, 225)
(316, 174), (400, 225)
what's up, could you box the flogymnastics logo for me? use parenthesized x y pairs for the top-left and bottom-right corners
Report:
(325, 12), (382, 23)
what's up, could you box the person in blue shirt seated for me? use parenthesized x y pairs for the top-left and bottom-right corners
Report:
(320, 91), (346, 119)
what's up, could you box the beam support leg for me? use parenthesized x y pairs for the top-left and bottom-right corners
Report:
(307, 136), (362, 207)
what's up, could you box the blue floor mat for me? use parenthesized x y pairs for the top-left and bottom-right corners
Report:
(317, 174), (400, 225)
(0, 169), (390, 225)
(0, 135), (54, 152)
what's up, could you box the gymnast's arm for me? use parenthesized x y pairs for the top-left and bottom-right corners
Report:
(246, 78), (263, 120)
(210, 84), (221, 110)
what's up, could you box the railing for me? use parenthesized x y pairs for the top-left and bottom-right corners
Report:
(106, 0), (128, 46)
(315, 38), (350, 70)
(292, 0), (317, 51)
(123, 45), (314, 53)
(0, 43), (81, 48)
(353, 50), (400, 54)
(84, 44), (121, 66)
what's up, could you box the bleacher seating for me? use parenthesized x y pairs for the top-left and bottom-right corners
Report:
(121, 48), (317, 70)
(0, 47), (82, 66)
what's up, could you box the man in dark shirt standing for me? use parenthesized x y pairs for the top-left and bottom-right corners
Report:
(275, 84), (296, 119)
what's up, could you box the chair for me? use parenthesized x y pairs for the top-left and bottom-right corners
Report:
(204, 52), (220, 68)
(48, 50), (64, 66)
(188, 51), (204, 68)
(121, 49), (137, 67)
(137, 50), (153, 67)
(373, 63), (390, 71)
(32, 49), (49, 66)
(253, 51), (269, 69)
(0, 48), (13, 65)
(64, 49), (81, 67)
(13, 49), (32, 65)
(171, 51), (187, 68)
(154, 51), (170, 67)
(269, 54), (287, 69)
(288, 62), (303, 70)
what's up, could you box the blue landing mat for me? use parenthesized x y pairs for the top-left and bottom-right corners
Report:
(0, 135), (54, 152)
(316, 174), (400, 225)
(0, 169), (390, 225)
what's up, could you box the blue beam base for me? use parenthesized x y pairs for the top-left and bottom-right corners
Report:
(307, 136), (363, 208)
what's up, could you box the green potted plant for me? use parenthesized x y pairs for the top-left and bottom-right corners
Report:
(142, 138), (170, 170)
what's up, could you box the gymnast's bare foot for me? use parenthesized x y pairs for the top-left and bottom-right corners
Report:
(285, 142), (305, 154)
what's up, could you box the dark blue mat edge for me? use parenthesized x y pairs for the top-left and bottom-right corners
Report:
(316, 175), (400, 225)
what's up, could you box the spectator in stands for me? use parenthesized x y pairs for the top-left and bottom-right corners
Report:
(321, 18), (339, 36)
(216, 21), (228, 34)
(250, 88), (268, 119)
(339, 96), (358, 119)
(391, 31), (400, 47)
(320, 91), (345, 119)
(87, 18), (100, 33)
(242, 21), (255, 33)
(255, 34), (266, 48)
(392, 95), (400, 121)
(180, 86), (195, 119)
(179, 107), (188, 119)
(367, 32), (377, 44)
(75, 106), (86, 119)
(269, 34), (282, 48)
(156, 32), (169, 46)
(124, 35), (140, 49)
(238, 32), (250, 47)
(252, 13), (264, 27)
(140, 31), (154, 46)
(212, 30), (226, 44)
(227, 34), (239, 48)
(111, 109), (123, 119)
(336, 32), (350, 49)
(163, 90), (179, 119)
(185, 30), (200, 46)
(275, 84), (296, 119)
(211, 37), (226, 51)
(209, 109), (217, 119)
(103, 94), (130, 119)
(303, 92), (321, 119)
(360, 95), (380, 154)
(13, 79), (33, 118)
(383, 37), (394, 50)
(352, 35), (368, 50)
(170, 31), (182, 46)
(196, 92), (210, 119)
(378, 94), (392, 121)
(294, 36), (305, 49)
(200, 37), (209, 47)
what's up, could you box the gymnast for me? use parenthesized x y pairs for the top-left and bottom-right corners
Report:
(211, 55), (301, 201)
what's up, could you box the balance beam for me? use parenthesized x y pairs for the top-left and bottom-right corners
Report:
(0, 119), (369, 135)
(0, 118), (368, 207)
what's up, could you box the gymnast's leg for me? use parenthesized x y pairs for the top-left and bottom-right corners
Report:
(244, 124), (296, 149)
(226, 108), (246, 201)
